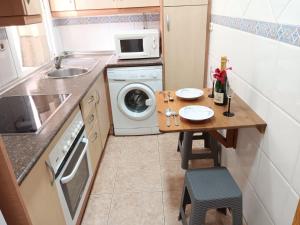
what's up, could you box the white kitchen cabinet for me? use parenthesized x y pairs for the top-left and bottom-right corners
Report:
(163, 2), (208, 90)
(49, 0), (76, 11)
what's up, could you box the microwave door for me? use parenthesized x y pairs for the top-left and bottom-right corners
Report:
(120, 39), (144, 53)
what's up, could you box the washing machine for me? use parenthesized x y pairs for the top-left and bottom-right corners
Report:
(107, 65), (163, 135)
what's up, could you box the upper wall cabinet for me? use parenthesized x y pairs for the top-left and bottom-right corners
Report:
(0, 0), (42, 26)
(116, 0), (160, 8)
(75, 0), (117, 10)
(75, 0), (159, 10)
(49, 0), (76, 11)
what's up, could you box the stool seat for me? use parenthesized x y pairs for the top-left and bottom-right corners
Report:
(179, 167), (243, 225)
(186, 168), (242, 202)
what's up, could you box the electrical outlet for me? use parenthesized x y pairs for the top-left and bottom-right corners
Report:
(0, 43), (5, 51)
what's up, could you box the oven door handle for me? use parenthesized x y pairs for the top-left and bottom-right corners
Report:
(61, 138), (89, 184)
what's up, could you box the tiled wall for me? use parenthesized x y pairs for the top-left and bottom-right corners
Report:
(53, 13), (160, 52)
(208, 0), (300, 225)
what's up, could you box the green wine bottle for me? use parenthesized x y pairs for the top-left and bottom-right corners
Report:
(214, 78), (228, 106)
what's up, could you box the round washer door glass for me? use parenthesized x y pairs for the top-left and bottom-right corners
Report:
(117, 83), (156, 121)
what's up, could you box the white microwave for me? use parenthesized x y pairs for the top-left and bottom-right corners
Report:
(115, 29), (160, 59)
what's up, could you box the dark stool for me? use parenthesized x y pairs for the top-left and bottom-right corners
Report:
(177, 132), (221, 169)
(179, 167), (243, 225)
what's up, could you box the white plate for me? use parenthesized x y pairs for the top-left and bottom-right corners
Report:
(179, 105), (214, 121)
(175, 88), (204, 100)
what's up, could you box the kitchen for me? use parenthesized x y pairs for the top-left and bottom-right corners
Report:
(0, 0), (299, 225)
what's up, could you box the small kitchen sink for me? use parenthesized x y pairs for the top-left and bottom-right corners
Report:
(47, 67), (89, 78)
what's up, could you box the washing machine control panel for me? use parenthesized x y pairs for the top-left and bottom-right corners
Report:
(107, 66), (162, 81)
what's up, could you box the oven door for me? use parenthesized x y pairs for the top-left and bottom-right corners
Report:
(55, 134), (92, 225)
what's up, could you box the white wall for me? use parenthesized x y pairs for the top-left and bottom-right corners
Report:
(53, 14), (160, 52)
(208, 1), (300, 225)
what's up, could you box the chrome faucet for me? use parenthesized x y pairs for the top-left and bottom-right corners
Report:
(54, 52), (69, 69)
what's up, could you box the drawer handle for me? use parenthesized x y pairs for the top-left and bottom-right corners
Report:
(88, 114), (95, 124)
(91, 132), (98, 143)
(88, 95), (95, 103)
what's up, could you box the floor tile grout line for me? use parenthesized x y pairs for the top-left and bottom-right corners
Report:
(104, 136), (120, 225)
(157, 135), (167, 225)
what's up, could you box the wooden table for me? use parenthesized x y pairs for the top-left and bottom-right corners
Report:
(156, 89), (267, 149)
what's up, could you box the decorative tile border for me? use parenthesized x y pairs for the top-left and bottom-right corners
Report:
(0, 28), (7, 40)
(53, 13), (160, 27)
(212, 14), (300, 48)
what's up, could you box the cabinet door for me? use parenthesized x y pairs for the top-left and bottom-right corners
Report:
(24, 0), (42, 15)
(163, 5), (207, 90)
(0, 0), (41, 17)
(75, 0), (117, 10)
(117, 0), (159, 8)
(87, 119), (103, 172)
(49, 0), (76, 11)
(95, 74), (111, 147)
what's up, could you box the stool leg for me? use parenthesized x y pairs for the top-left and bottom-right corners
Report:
(189, 205), (206, 225)
(203, 132), (210, 148)
(181, 132), (193, 170)
(231, 204), (243, 225)
(177, 132), (184, 152)
(179, 186), (191, 221)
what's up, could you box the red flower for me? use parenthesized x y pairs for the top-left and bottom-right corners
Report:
(213, 67), (232, 85)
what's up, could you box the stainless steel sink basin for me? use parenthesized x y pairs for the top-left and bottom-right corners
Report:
(47, 67), (89, 78)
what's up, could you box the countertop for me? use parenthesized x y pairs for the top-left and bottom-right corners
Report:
(1, 52), (163, 184)
(107, 55), (163, 68)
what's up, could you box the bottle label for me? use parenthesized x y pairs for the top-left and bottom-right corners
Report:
(214, 91), (224, 104)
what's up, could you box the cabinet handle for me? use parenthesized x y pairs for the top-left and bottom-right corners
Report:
(91, 132), (98, 143)
(45, 160), (55, 185)
(88, 114), (95, 124)
(88, 95), (95, 104)
(26, 0), (30, 4)
(96, 91), (100, 104)
(166, 15), (170, 31)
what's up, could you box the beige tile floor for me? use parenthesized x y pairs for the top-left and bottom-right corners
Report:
(81, 133), (243, 225)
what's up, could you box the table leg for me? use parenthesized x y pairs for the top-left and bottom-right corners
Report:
(181, 132), (193, 170)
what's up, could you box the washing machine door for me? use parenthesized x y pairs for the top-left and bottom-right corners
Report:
(117, 83), (156, 121)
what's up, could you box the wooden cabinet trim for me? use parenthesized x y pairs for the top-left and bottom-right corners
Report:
(293, 201), (300, 225)
(0, 15), (42, 26)
(51, 6), (160, 18)
(0, 138), (32, 225)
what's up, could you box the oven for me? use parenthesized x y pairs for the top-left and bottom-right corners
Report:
(47, 111), (93, 225)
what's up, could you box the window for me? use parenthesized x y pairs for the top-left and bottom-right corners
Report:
(5, 0), (56, 77)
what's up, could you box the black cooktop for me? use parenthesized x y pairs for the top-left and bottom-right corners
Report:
(0, 94), (70, 134)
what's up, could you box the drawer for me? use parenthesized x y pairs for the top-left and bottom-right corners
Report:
(163, 0), (208, 6)
(84, 108), (98, 133)
(81, 88), (99, 119)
